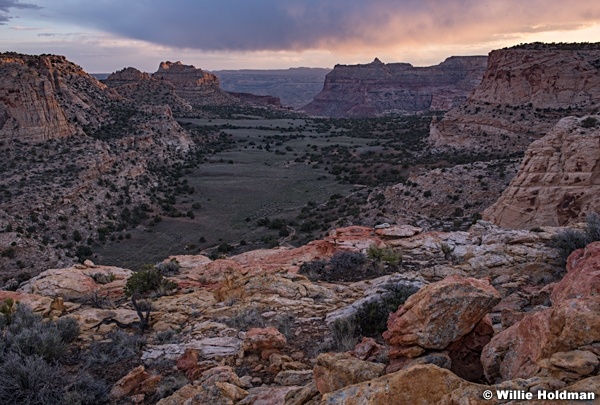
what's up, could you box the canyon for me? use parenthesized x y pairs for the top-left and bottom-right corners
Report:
(0, 43), (600, 404)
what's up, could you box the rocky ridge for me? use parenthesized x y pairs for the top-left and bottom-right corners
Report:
(0, 53), (117, 143)
(0, 53), (194, 275)
(430, 46), (600, 153)
(6, 220), (600, 403)
(106, 63), (283, 111)
(483, 115), (600, 228)
(301, 56), (487, 118)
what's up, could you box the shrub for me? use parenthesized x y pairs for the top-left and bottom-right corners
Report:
(551, 212), (600, 264)
(0, 303), (103, 405)
(124, 268), (177, 297)
(329, 318), (358, 352)
(581, 117), (598, 128)
(155, 259), (180, 276)
(367, 245), (402, 266)
(354, 283), (420, 337)
(85, 330), (146, 367)
(2, 304), (79, 362)
(298, 260), (327, 281)
(153, 329), (180, 345)
(223, 307), (265, 331)
(0, 353), (66, 405)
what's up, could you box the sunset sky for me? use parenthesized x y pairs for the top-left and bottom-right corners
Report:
(1, 0), (599, 73)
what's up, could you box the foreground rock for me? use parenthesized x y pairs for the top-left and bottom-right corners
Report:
(482, 243), (600, 383)
(17, 263), (132, 301)
(383, 276), (501, 353)
(313, 352), (386, 394)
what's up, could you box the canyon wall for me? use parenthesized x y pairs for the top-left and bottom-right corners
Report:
(301, 56), (487, 118)
(430, 46), (600, 153)
(483, 115), (600, 228)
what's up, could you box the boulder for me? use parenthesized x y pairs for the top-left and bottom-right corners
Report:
(313, 352), (386, 394)
(321, 364), (471, 404)
(383, 276), (501, 352)
(109, 366), (161, 400)
(482, 297), (600, 382)
(242, 327), (286, 354)
(552, 242), (600, 303)
(17, 265), (132, 301)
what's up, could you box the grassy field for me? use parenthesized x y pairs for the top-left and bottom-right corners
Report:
(93, 117), (360, 269)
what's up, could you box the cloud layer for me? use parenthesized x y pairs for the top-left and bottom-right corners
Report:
(47, 0), (600, 52)
(0, 0), (40, 24)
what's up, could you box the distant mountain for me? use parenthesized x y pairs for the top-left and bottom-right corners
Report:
(300, 57), (488, 118)
(213, 68), (331, 109)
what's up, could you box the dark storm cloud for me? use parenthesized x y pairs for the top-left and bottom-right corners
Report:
(49, 0), (600, 51)
(0, 0), (40, 24)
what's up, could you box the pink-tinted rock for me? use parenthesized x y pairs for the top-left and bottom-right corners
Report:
(351, 337), (384, 361)
(552, 242), (600, 303)
(313, 352), (386, 395)
(109, 366), (161, 400)
(242, 327), (286, 353)
(482, 297), (600, 382)
(383, 276), (501, 351)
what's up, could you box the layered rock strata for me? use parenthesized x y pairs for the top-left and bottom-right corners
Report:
(301, 56), (487, 118)
(430, 46), (600, 153)
(483, 116), (600, 228)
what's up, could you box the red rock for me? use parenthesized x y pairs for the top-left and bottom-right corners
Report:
(383, 276), (501, 352)
(482, 297), (600, 382)
(301, 57), (487, 118)
(552, 242), (600, 303)
(313, 352), (386, 395)
(242, 327), (286, 353)
(176, 349), (199, 372)
(351, 337), (383, 361)
(109, 366), (161, 400)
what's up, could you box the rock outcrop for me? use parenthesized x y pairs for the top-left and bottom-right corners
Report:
(430, 45), (600, 153)
(153, 61), (239, 106)
(301, 56), (487, 118)
(0, 53), (193, 274)
(0, 52), (116, 143)
(105, 67), (193, 114)
(482, 242), (600, 383)
(5, 221), (600, 404)
(483, 116), (600, 228)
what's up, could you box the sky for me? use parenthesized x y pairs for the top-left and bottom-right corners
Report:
(1, 0), (599, 73)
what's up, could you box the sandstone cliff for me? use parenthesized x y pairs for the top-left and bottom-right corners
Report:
(301, 56), (487, 118)
(0, 53), (117, 143)
(430, 46), (600, 153)
(482, 116), (600, 228)
(0, 53), (194, 275)
(105, 67), (193, 114)
(153, 61), (239, 107)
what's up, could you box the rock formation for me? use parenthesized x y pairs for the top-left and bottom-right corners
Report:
(4, 220), (599, 404)
(301, 56), (487, 118)
(0, 52), (116, 143)
(430, 45), (600, 153)
(483, 116), (600, 228)
(153, 61), (239, 106)
(105, 67), (193, 115)
(106, 63), (284, 110)
(482, 242), (600, 383)
(0, 53), (193, 274)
